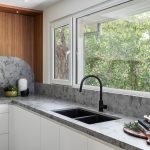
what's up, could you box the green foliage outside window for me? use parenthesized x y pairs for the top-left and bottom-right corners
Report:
(84, 12), (150, 91)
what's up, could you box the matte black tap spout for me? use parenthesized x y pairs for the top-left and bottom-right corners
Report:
(79, 75), (107, 112)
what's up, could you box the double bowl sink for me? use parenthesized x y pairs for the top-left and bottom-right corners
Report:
(53, 108), (119, 124)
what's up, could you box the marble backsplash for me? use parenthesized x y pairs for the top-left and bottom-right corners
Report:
(35, 83), (150, 118)
(0, 57), (34, 95)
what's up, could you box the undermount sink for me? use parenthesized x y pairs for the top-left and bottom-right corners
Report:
(76, 114), (115, 124)
(54, 108), (95, 118)
(53, 108), (119, 124)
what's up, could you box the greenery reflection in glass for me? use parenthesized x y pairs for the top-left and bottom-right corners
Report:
(82, 12), (150, 91)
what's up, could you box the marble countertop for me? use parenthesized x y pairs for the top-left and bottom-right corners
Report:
(0, 95), (149, 150)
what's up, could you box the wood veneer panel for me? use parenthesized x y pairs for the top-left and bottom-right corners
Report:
(34, 14), (43, 82)
(0, 12), (34, 69)
(0, 10), (43, 82)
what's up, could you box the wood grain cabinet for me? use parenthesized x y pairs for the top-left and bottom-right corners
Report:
(0, 104), (8, 150)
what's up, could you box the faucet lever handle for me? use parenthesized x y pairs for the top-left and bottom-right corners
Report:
(103, 104), (107, 109)
(99, 100), (107, 112)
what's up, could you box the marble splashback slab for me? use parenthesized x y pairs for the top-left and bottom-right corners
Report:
(35, 83), (150, 118)
(0, 57), (34, 95)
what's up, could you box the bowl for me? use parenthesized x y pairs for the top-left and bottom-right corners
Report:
(5, 91), (17, 97)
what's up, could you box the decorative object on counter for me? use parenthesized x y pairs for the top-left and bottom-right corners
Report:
(18, 78), (29, 97)
(20, 88), (29, 97)
(124, 122), (142, 132)
(124, 126), (146, 139)
(4, 85), (18, 97)
(124, 122), (146, 138)
(18, 78), (27, 91)
(124, 122), (150, 145)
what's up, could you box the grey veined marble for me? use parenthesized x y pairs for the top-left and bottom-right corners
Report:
(0, 56), (34, 94)
(5, 96), (150, 150)
(35, 83), (150, 118)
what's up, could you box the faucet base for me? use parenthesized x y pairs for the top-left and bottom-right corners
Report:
(99, 100), (107, 112)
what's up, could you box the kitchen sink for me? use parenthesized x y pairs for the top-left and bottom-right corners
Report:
(53, 108), (119, 124)
(53, 108), (95, 118)
(76, 114), (115, 124)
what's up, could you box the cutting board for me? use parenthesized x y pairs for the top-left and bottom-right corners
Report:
(124, 128), (146, 139)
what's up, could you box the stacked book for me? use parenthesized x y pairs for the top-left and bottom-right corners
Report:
(138, 115), (150, 145)
(138, 115), (150, 131)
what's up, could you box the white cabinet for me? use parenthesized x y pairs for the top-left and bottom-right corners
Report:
(0, 104), (8, 113)
(0, 104), (8, 150)
(41, 117), (59, 150)
(60, 126), (87, 150)
(88, 138), (123, 150)
(0, 134), (8, 150)
(9, 105), (41, 150)
(0, 104), (8, 134)
(0, 112), (8, 134)
(9, 105), (123, 150)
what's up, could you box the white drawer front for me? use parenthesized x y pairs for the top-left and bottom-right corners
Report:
(0, 113), (8, 134)
(0, 134), (8, 150)
(0, 105), (8, 113)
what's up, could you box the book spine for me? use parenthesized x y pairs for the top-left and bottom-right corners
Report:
(138, 120), (150, 131)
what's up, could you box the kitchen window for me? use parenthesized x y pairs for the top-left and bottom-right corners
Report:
(50, 18), (72, 85)
(76, 0), (150, 92)
(49, 0), (150, 94)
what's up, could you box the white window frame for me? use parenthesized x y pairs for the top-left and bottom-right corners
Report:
(48, 0), (150, 98)
(50, 17), (73, 85)
(73, 0), (136, 86)
(72, 0), (150, 98)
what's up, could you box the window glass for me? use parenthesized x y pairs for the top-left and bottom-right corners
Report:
(54, 25), (70, 80)
(77, 4), (150, 91)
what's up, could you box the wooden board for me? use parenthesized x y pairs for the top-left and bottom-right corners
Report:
(123, 128), (147, 139)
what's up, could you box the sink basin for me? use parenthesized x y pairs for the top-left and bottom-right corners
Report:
(53, 108), (95, 118)
(53, 108), (119, 124)
(76, 114), (116, 124)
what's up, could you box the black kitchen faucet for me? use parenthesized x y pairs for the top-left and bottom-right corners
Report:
(79, 75), (107, 112)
